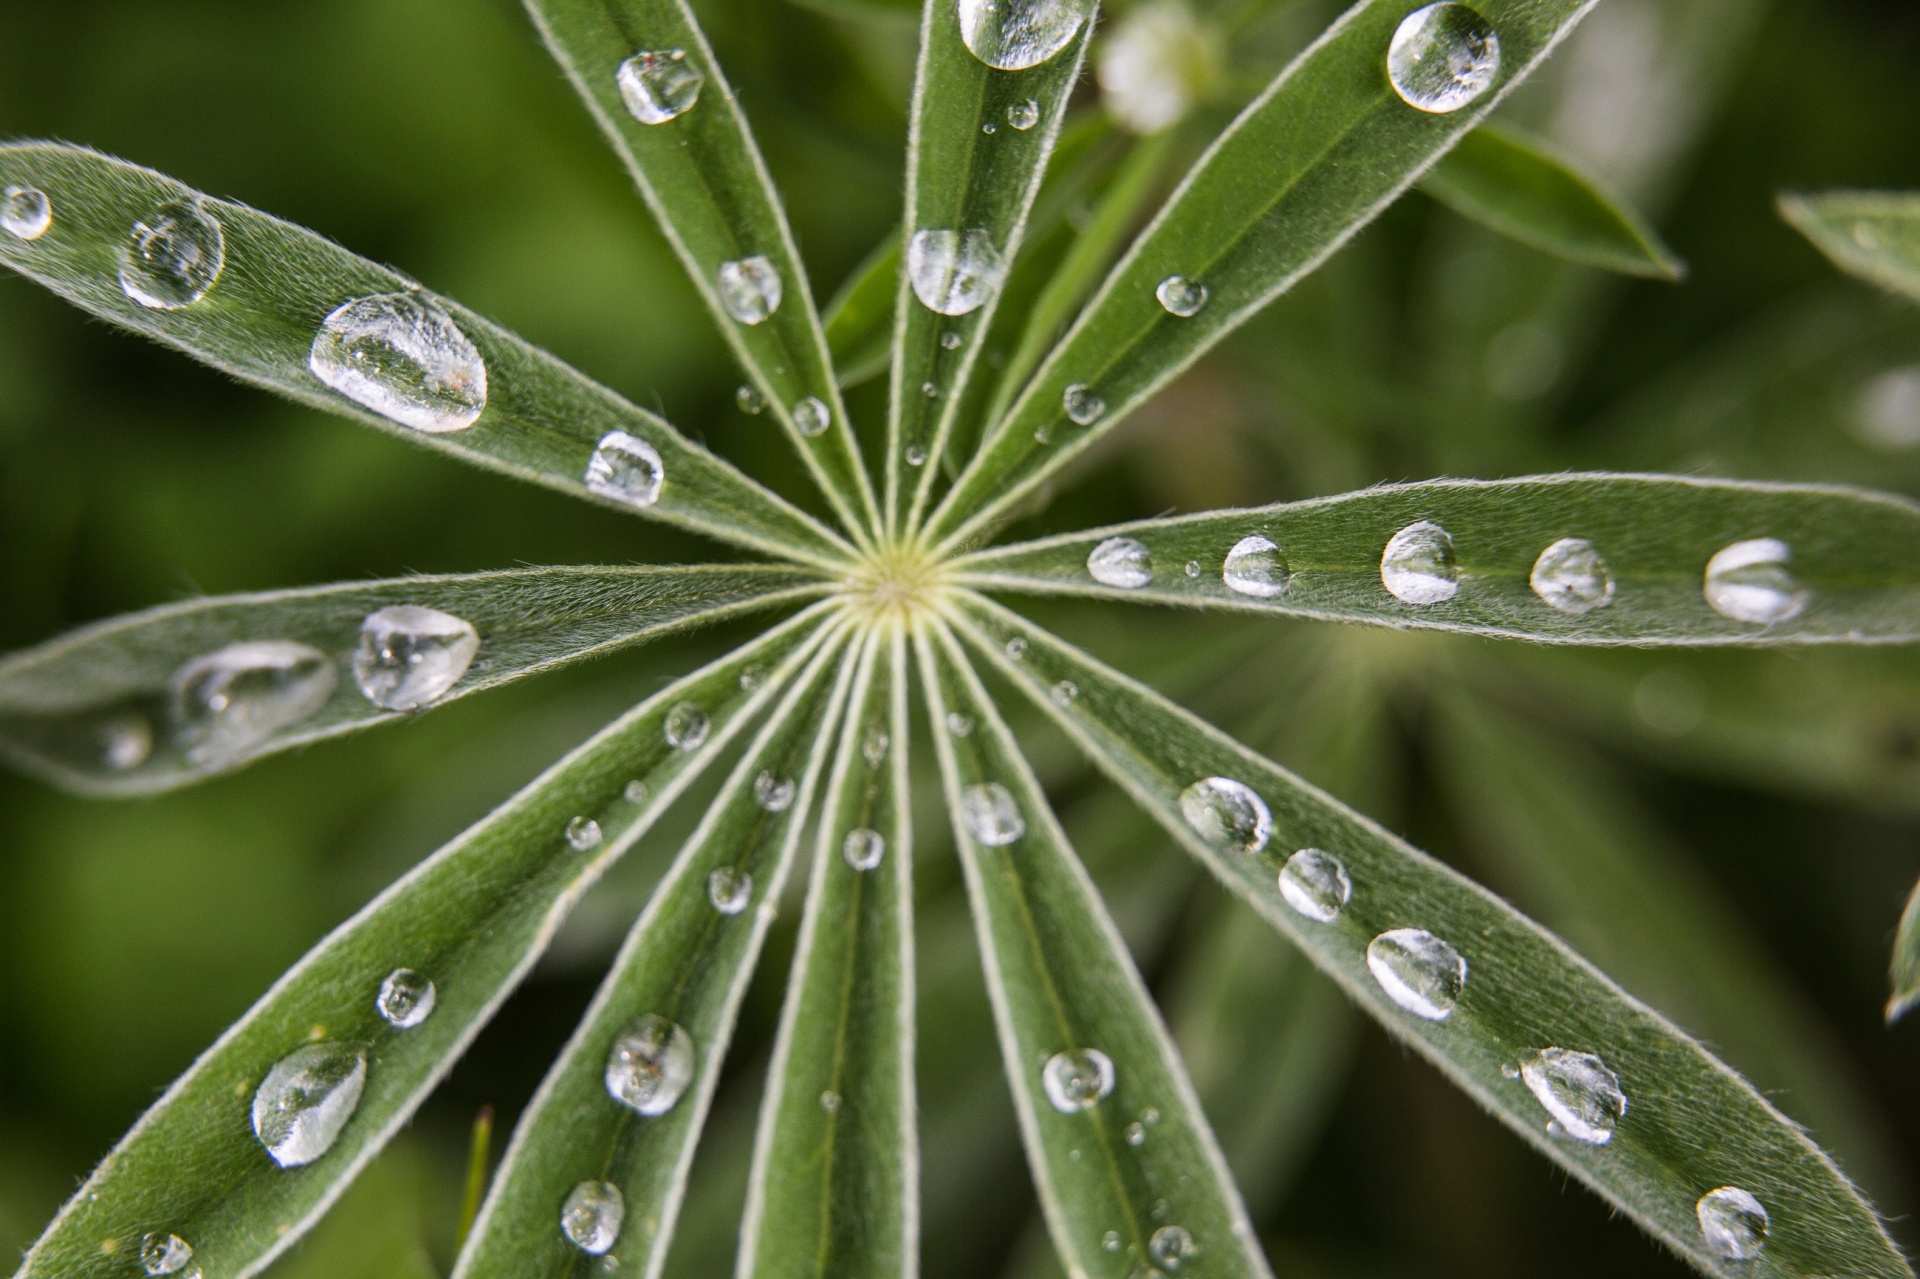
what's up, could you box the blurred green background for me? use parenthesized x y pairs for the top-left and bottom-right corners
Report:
(4, 0), (1920, 1276)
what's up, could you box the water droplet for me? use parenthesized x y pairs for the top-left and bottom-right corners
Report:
(1142, 1105), (1160, 1124)
(1704, 538), (1806, 624)
(665, 703), (710, 751)
(708, 866), (753, 915)
(717, 256), (782, 325)
(820, 1089), (842, 1112)
(740, 667), (766, 693)
(566, 816), (604, 851)
(625, 779), (650, 805)
(1125, 1121), (1146, 1146)
(1155, 276), (1207, 317)
(352, 605), (479, 710)
(907, 228), (1006, 316)
(1222, 534), (1290, 599)
(1042, 1048), (1115, 1112)
(140, 1233), (193, 1276)
(1150, 1199), (1170, 1221)
(251, 1041), (367, 1168)
(754, 770), (796, 812)
(309, 293), (488, 433)
(1088, 536), (1153, 589)
(904, 444), (929, 466)
(961, 782), (1026, 846)
(561, 1180), (625, 1255)
(843, 827), (886, 871)
(605, 1014), (696, 1115)
(922, 380), (940, 400)
(1386, 3), (1501, 114)
(940, 329), (964, 350)
(1855, 366), (1920, 450)
(119, 197), (224, 309)
(1005, 636), (1029, 659)
(1009, 99), (1041, 129)
(1, 185), (51, 240)
(1366, 928), (1466, 1021)
(1149, 1225), (1193, 1270)
(957, 0), (1091, 70)
(1380, 520), (1459, 605)
(617, 49), (703, 124)
(1529, 538), (1614, 615)
(1278, 848), (1351, 922)
(99, 714), (154, 771)
(1518, 1047), (1626, 1145)
(1063, 383), (1106, 425)
(946, 711), (975, 737)
(736, 383), (766, 414)
(863, 727), (891, 766)
(1103, 1231), (1122, 1252)
(1185, 560), (1201, 578)
(1178, 777), (1271, 855)
(982, 121), (998, 134)
(169, 641), (337, 768)
(1696, 1186), (1769, 1261)
(376, 968), (436, 1029)
(585, 430), (666, 508)
(793, 396), (831, 437)
(1050, 680), (1078, 706)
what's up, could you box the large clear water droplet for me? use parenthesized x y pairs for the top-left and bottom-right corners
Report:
(843, 827), (886, 871)
(251, 1041), (367, 1168)
(1529, 538), (1614, 615)
(617, 49), (703, 124)
(1519, 1047), (1626, 1145)
(1222, 534), (1290, 599)
(566, 816), (604, 852)
(352, 605), (479, 710)
(1, 185), (51, 240)
(605, 1014), (696, 1115)
(309, 293), (488, 433)
(1008, 99), (1041, 130)
(561, 1179), (625, 1255)
(1062, 383), (1105, 425)
(1149, 1225), (1194, 1270)
(119, 197), (224, 310)
(1704, 538), (1806, 624)
(585, 430), (666, 509)
(1088, 536), (1152, 589)
(754, 770), (797, 812)
(140, 1233), (193, 1277)
(961, 782), (1026, 846)
(717, 256), (783, 325)
(907, 229), (1006, 316)
(1278, 848), (1350, 922)
(1386, 3), (1501, 114)
(1366, 928), (1466, 1021)
(169, 641), (336, 768)
(1696, 1186), (1769, 1261)
(957, 0), (1091, 70)
(376, 968), (436, 1029)
(1178, 777), (1271, 855)
(1381, 520), (1459, 604)
(792, 396), (831, 437)
(708, 866), (753, 915)
(1041, 1048), (1115, 1113)
(1155, 275), (1207, 317)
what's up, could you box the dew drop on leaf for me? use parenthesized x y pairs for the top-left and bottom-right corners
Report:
(961, 782), (1026, 846)
(1103, 1231), (1122, 1252)
(1005, 636), (1029, 660)
(665, 703), (710, 751)
(1704, 538), (1806, 624)
(566, 816), (604, 851)
(1041, 1047), (1115, 1112)
(940, 329), (964, 350)
(843, 827), (886, 871)
(139, 1233), (193, 1276)
(736, 383), (766, 415)
(753, 769), (796, 812)
(1221, 534), (1290, 599)
(1149, 1225), (1194, 1269)
(1063, 383), (1106, 425)
(1529, 538), (1614, 615)
(1386, 3), (1500, 114)
(1278, 848), (1350, 922)
(1381, 520), (1459, 604)
(1008, 98), (1041, 129)
(717, 255), (783, 325)
(308, 293), (488, 433)
(1518, 1047), (1626, 1145)
(1125, 1120), (1146, 1146)
(793, 396), (831, 437)
(376, 968), (436, 1029)
(561, 1179), (625, 1255)
(946, 711), (975, 738)
(604, 1014), (696, 1116)
(708, 867), (753, 915)
(585, 430), (666, 508)
(352, 605), (480, 710)
(251, 1041), (367, 1168)
(1155, 275), (1207, 317)
(1088, 536), (1153, 588)
(1178, 777), (1272, 855)
(1365, 928), (1466, 1021)
(1696, 1186), (1769, 1261)
(625, 779), (650, 805)
(922, 380), (940, 399)
(616, 49), (703, 124)
(905, 444), (929, 466)
(1, 184), (51, 240)
(169, 641), (337, 768)
(1050, 679), (1078, 706)
(119, 196), (224, 310)
(956, 0), (1091, 70)
(863, 726), (891, 766)
(907, 228), (1006, 316)
(1185, 560), (1201, 578)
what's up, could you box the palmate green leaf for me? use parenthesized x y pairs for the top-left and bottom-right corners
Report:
(0, 144), (855, 569)
(1419, 124), (1684, 279)
(1781, 191), (1920, 303)
(1889, 878), (1920, 1024)
(456, 620), (859, 1279)
(953, 473), (1920, 644)
(737, 626), (916, 1279)
(524, 0), (881, 548)
(0, 565), (824, 795)
(824, 230), (902, 389)
(943, 593), (1910, 1279)
(914, 620), (1272, 1279)
(923, 0), (1602, 551)
(10, 604), (839, 1279)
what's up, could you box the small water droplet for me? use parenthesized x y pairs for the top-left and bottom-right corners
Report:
(940, 329), (964, 350)
(1149, 1225), (1193, 1270)
(169, 641), (337, 768)
(863, 727), (891, 767)
(604, 1014), (696, 1115)
(119, 197), (224, 309)
(754, 770), (796, 812)
(1103, 1231), (1123, 1252)
(1500, 1060), (1520, 1079)
(1696, 1186), (1769, 1261)
(99, 713), (154, 771)
(1088, 536), (1153, 589)
(309, 293), (487, 433)
(566, 816), (604, 851)
(1042, 1048), (1115, 1112)
(1366, 928), (1466, 1021)
(957, 0), (1091, 70)
(820, 1089), (842, 1112)
(140, 1233), (193, 1276)
(1704, 538), (1806, 624)
(376, 968), (436, 1029)
(922, 380), (940, 399)
(792, 396), (831, 437)
(251, 1041), (367, 1168)
(1222, 534), (1290, 599)
(1, 185), (51, 240)
(736, 383), (766, 414)
(1178, 777), (1272, 855)
(982, 121), (998, 134)
(1185, 560), (1201, 578)
(1386, 3), (1501, 114)
(904, 444), (929, 466)
(665, 702), (710, 751)
(1050, 679), (1078, 706)
(961, 782), (1026, 846)
(1126, 1121), (1146, 1146)
(1005, 636), (1029, 660)
(617, 49), (703, 123)
(1151, 1198), (1170, 1221)
(717, 256), (782, 325)
(1008, 98), (1041, 129)
(625, 779), (650, 805)
(1278, 848), (1351, 922)
(946, 711), (975, 737)
(1143, 1105), (1160, 1123)
(1155, 276), (1207, 317)
(1381, 520), (1459, 604)
(708, 866), (753, 915)
(1518, 1047), (1626, 1145)
(352, 605), (479, 710)
(585, 430), (666, 508)
(908, 228), (1006, 316)
(1063, 383), (1106, 425)
(1529, 538), (1614, 615)
(843, 827), (887, 871)
(1854, 366), (1920, 450)
(561, 1180), (625, 1255)
(740, 667), (766, 693)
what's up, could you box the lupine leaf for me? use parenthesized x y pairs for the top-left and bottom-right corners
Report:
(737, 626), (917, 1279)
(1890, 877), (1920, 1024)
(1781, 191), (1920, 303)
(944, 593), (1911, 1279)
(1419, 124), (1684, 279)
(524, 0), (882, 547)
(915, 619), (1272, 1279)
(455, 621), (858, 1279)
(10, 605), (839, 1279)
(0, 565), (825, 795)
(952, 473), (1920, 644)
(824, 229), (902, 390)
(924, 0), (1602, 550)
(0, 143), (856, 568)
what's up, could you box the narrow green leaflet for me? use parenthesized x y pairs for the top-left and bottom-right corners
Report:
(923, 0), (1601, 551)
(11, 605), (838, 1279)
(1889, 878), (1920, 1024)
(737, 627), (916, 1279)
(824, 230), (902, 390)
(456, 621), (858, 1279)
(914, 620), (1272, 1279)
(952, 473), (1920, 644)
(1419, 124), (1684, 279)
(524, 0), (880, 547)
(0, 143), (855, 568)
(1781, 191), (1920, 303)
(944, 592), (1909, 1279)
(0, 565), (825, 795)
(887, 0), (1091, 535)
